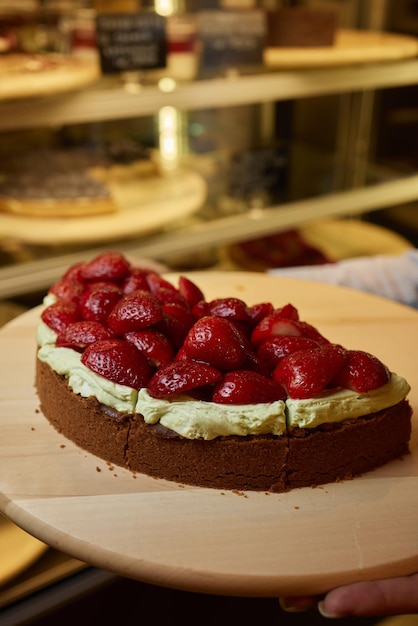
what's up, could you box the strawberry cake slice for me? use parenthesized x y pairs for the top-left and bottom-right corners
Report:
(35, 252), (412, 492)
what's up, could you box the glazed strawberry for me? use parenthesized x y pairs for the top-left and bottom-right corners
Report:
(79, 282), (123, 323)
(62, 261), (87, 284)
(49, 279), (84, 304)
(227, 324), (260, 370)
(178, 275), (205, 308)
(257, 335), (320, 371)
(56, 321), (114, 352)
(333, 349), (390, 393)
(153, 287), (190, 309)
(81, 339), (151, 388)
(208, 297), (251, 323)
(182, 316), (247, 370)
(125, 329), (175, 368)
(212, 370), (286, 404)
(276, 303), (299, 320)
(157, 303), (197, 349)
(298, 321), (330, 345)
(191, 300), (211, 318)
(147, 359), (222, 398)
(273, 344), (346, 399)
(174, 345), (188, 361)
(146, 272), (178, 294)
(247, 302), (274, 326)
(41, 301), (80, 333)
(80, 252), (131, 283)
(251, 314), (303, 345)
(107, 290), (163, 335)
(121, 268), (150, 294)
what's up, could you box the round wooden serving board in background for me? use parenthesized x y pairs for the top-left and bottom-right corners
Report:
(0, 53), (100, 101)
(264, 29), (418, 68)
(0, 273), (416, 597)
(0, 168), (207, 245)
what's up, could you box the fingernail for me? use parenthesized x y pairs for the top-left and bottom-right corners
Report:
(318, 600), (344, 619)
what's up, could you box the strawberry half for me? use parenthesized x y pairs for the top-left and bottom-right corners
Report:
(251, 314), (303, 345)
(257, 335), (320, 371)
(147, 359), (222, 398)
(125, 329), (175, 368)
(56, 321), (114, 352)
(153, 287), (190, 309)
(212, 370), (286, 404)
(178, 275), (205, 308)
(121, 269), (150, 294)
(107, 290), (163, 335)
(80, 252), (131, 283)
(182, 316), (247, 371)
(208, 297), (251, 324)
(81, 339), (151, 388)
(276, 303), (299, 320)
(157, 303), (197, 349)
(273, 344), (346, 399)
(247, 302), (274, 326)
(62, 261), (87, 284)
(41, 301), (80, 333)
(297, 321), (330, 345)
(79, 282), (123, 324)
(146, 272), (178, 294)
(332, 349), (390, 393)
(49, 279), (84, 304)
(191, 300), (211, 318)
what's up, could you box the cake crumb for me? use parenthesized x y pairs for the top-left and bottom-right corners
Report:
(96, 466), (102, 472)
(294, 505), (300, 510)
(60, 444), (66, 449)
(31, 427), (36, 431)
(232, 490), (247, 497)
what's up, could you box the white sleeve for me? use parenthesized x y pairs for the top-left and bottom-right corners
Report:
(268, 250), (418, 309)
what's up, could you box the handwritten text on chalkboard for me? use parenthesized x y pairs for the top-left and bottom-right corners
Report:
(197, 10), (266, 69)
(96, 13), (167, 73)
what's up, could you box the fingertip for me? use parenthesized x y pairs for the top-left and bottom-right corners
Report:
(318, 600), (345, 619)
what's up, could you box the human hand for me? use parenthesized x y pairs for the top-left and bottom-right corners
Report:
(280, 573), (418, 618)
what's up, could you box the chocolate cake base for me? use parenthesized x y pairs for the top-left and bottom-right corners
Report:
(287, 407), (411, 490)
(35, 359), (412, 492)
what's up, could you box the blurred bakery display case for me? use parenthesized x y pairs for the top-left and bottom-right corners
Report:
(0, 0), (418, 618)
(0, 3), (417, 278)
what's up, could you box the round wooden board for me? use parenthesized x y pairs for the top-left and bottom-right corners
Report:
(0, 273), (417, 597)
(0, 169), (207, 245)
(264, 29), (418, 68)
(222, 219), (413, 271)
(0, 53), (100, 101)
(300, 219), (413, 260)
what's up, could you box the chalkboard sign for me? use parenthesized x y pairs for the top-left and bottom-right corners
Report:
(96, 12), (167, 74)
(228, 146), (288, 203)
(197, 10), (266, 70)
